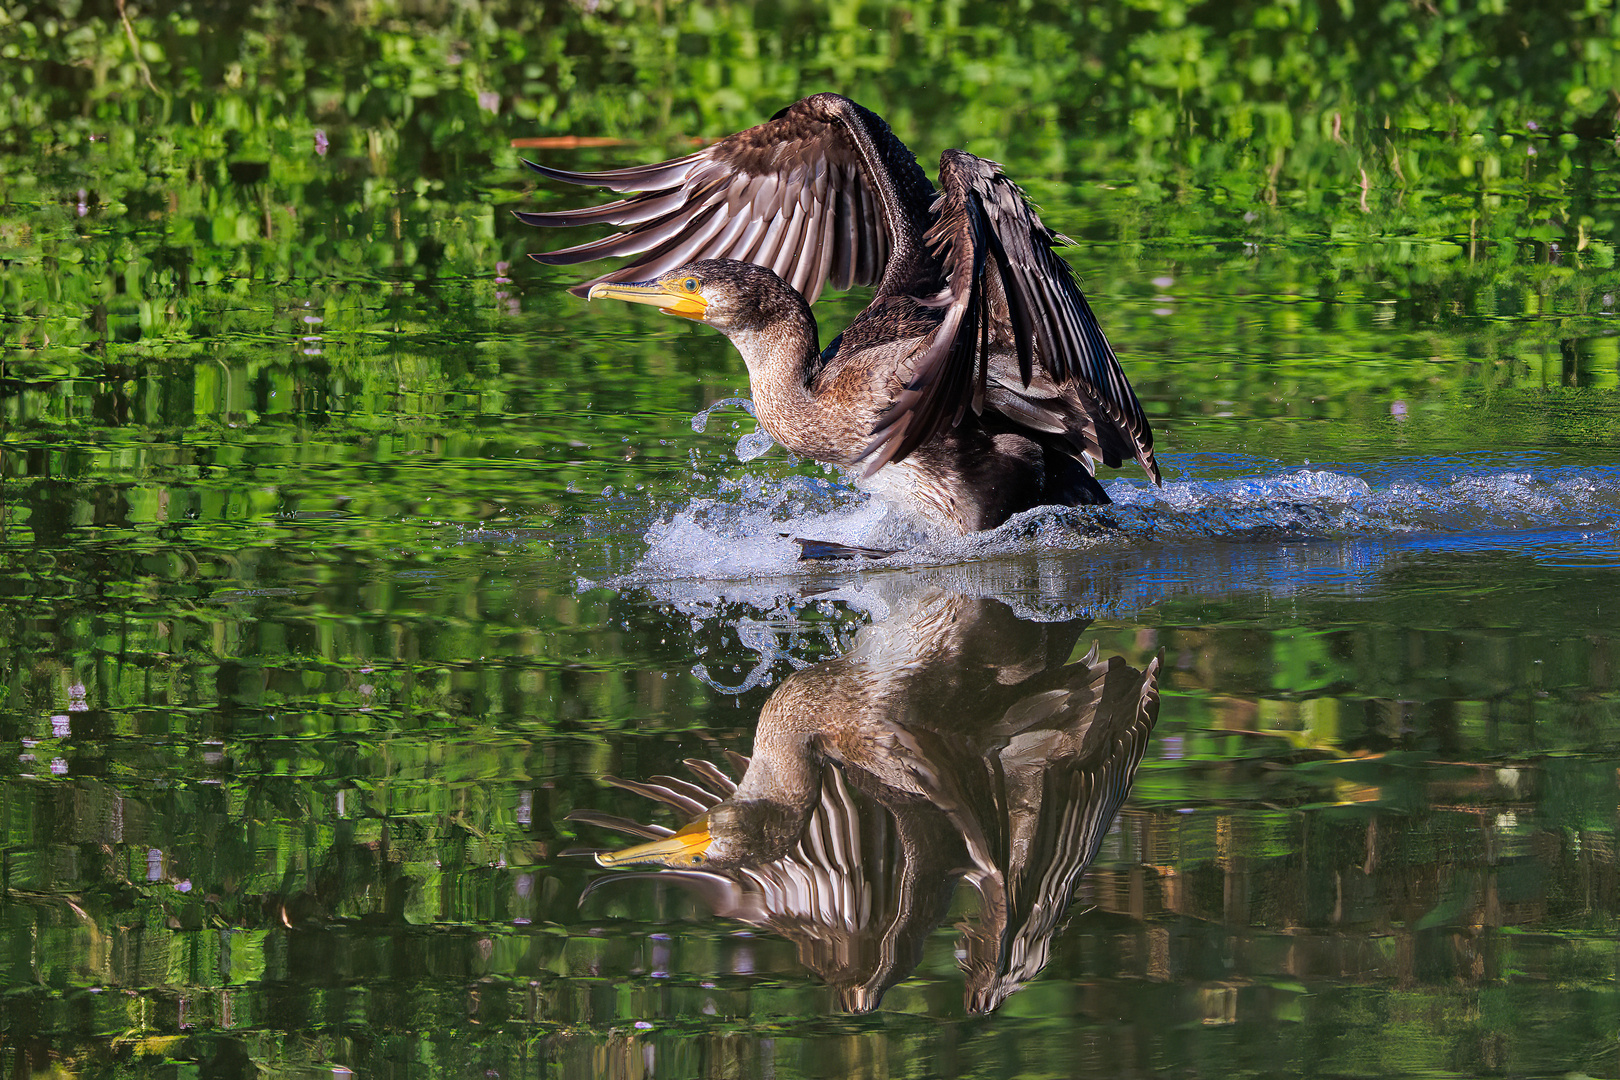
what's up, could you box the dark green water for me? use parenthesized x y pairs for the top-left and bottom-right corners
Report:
(3, 3), (1619, 1078)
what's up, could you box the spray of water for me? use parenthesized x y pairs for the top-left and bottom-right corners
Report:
(623, 457), (1620, 583)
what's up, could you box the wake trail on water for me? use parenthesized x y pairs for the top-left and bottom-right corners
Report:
(560, 457), (1620, 691)
(615, 461), (1620, 583)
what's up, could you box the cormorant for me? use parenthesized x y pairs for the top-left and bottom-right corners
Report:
(522, 94), (1160, 534)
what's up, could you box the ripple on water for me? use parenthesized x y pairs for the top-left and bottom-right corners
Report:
(616, 461), (1620, 583)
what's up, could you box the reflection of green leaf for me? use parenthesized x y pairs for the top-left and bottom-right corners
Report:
(2, 0), (1618, 872)
(1413, 887), (1476, 931)
(1272, 628), (1344, 694)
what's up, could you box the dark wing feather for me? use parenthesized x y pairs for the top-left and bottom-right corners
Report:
(864, 150), (1160, 483)
(965, 651), (1162, 1014)
(682, 757), (739, 797)
(859, 185), (987, 474)
(563, 809), (674, 841)
(967, 153), (1159, 482)
(601, 775), (710, 817)
(521, 93), (935, 302)
(644, 773), (725, 809)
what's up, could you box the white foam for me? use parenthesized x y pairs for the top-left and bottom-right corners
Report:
(631, 471), (931, 580)
(574, 457), (1620, 695)
(615, 460), (1620, 585)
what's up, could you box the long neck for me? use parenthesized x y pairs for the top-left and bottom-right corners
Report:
(705, 704), (824, 866)
(724, 314), (827, 459)
(734, 719), (820, 811)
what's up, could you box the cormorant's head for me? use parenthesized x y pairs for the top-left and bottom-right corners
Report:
(586, 259), (809, 337)
(591, 797), (806, 870)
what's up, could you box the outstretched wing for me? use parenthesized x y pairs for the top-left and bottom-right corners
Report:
(863, 150), (1160, 484)
(964, 650), (1162, 1014)
(519, 93), (935, 302)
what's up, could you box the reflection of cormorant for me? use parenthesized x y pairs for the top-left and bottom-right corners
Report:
(568, 589), (1160, 1013)
(958, 641), (1163, 1012)
(523, 94), (1159, 534)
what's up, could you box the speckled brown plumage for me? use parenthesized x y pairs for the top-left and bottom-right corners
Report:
(521, 93), (1161, 534)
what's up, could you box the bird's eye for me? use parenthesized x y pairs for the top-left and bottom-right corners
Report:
(682, 278), (699, 293)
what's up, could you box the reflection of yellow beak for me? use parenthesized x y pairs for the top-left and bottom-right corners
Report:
(587, 279), (708, 321)
(595, 813), (713, 867)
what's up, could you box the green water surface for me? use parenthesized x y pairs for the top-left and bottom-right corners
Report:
(3, 2), (1619, 1078)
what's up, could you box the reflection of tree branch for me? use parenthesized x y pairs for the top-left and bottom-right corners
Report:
(116, 0), (160, 96)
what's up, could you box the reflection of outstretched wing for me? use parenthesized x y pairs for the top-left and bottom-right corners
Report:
(521, 94), (933, 302)
(576, 756), (863, 926)
(962, 651), (1163, 1015)
(865, 150), (1159, 481)
(570, 758), (961, 1014)
(564, 759), (727, 860)
(569, 590), (1161, 1016)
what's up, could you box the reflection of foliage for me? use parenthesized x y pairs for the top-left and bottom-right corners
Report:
(2, 3), (1619, 1076)
(4, 0), (1618, 405)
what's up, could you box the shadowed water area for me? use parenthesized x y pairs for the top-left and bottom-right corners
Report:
(2, 2), (1619, 1077)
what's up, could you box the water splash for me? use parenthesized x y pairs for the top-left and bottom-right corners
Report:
(691, 397), (776, 463)
(621, 461), (1620, 583)
(735, 430), (775, 462)
(689, 397), (757, 433)
(630, 471), (931, 581)
(595, 460), (1620, 694)
(692, 616), (815, 694)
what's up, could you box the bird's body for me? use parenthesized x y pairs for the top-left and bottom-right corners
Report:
(522, 94), (1160, 534)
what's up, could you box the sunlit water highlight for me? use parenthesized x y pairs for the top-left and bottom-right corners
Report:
(616, 447), (1620, 585)
(563, 433), (1620, 694)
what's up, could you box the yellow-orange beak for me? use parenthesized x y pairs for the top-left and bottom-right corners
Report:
(594, 813), (713, 867)
(587, 278), (709, 321)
